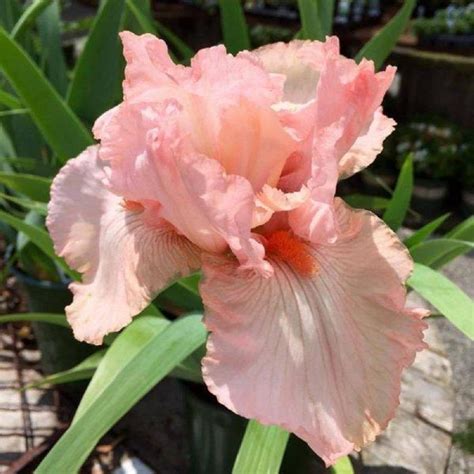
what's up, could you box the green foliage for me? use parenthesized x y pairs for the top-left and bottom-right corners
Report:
(298, 0), (323, 40)
(36, 0), (68, 96)
(25, 349), (106, 389)
(382, 118), (473, 181)
(356, 0), (416, 69)
(233, 420), (290, 474)
(0, 312), (68, 326)
(218, 0), (251, 54)
(453, 419), (474, 454)
(0, 172), (50, 201)
(67, 0), (125, 124)
(404, 213), (450, 248)
(297, 0), (334, 40)
(432, 216), (474, 268)
(11, 0), (53, 41)
(37, 314), (207, 473)
(383, 155), (414, 231)
(408, 263), (474, 339)
(344, 194), (390, 211)
(154, 18), (195, 61)
(331, 456), (355, 474)
(412, 3), (474, 38)
(0, 27), (92, 161)
(0, 191), (47, 215)
(0, 209), (76, 279)
(0, 90), (21, 109)
(410, 238), (474, 267)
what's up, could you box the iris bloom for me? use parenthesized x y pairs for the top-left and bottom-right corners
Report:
(47, 33), (427, 464)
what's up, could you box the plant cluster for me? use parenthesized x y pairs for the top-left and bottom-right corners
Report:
(381, 118), (474, 182)
(412, 2), (474, 37)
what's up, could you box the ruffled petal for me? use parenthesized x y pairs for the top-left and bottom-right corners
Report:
(189, 46), (283, 107)
(120, 32), (282, 108)
(315, 57), (396, 158)
(146, 118), (271, 274)
(216, 100), (296, 190)
(200, 199), (427, 465)
(120, 31), (187, 103)
(338, 108), (396, 179)
(253, 38), (339, 104)
(47, 146), (201, 344)
(288, 124), (342, 244)
(92, 101), (183, 202)
(253, 184), (310, 228)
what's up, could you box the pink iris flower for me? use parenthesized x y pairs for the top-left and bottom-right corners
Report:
(47, 33), (428, 465)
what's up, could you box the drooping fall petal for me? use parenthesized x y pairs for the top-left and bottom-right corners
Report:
(46, 146), (201, 344)
(200, 199), (427, 465)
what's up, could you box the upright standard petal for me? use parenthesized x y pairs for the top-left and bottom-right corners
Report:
(314, 57), (396, 159)
(120, 32), (282, 108)
(338, 108), (396, 179)
(216, 99), (297, 190)
(47, 147), (200, 344)
(149, 144), (271, 275)
(287, 124), (342, 244)
(120, 31), (185, 103)
(253, 38), (340, 105)
(201, 199), (427, 465)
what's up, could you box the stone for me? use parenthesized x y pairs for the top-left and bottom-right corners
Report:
(361, 319), (455, 473)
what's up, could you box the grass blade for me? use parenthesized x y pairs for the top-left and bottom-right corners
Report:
(408, 263), (473, 339)
(331, 456), (355, 474)
(344, 194), (389, 210)
(0, 171), (51, 201)
(26, 350), (106, 389)
(37, 0), (68, 96)
(0, 89), (22, 109)
(67, 0), (125, 124)
(0, 191), (48, 215)
(0, 27), (92, 161)
(297, 0), (323, 40)
(0, 209), (77, 279)
(218, 0), (250, 54)
(36, 314), (207, 473)
(355, 0), (416, 69)
(233, 420), (289, 474)
(383, 154), (413, 231)
(319, 0), (335, 37)
(410, 239), (474, 268)
(432, 216), (474, 268)
(11, 0), (53, 40)
(0, 312), (68, 327)
(404, 213), (450, 248)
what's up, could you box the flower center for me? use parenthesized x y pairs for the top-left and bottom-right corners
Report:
(265, 230), (319, 277)
(122, 199), (144, 213)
